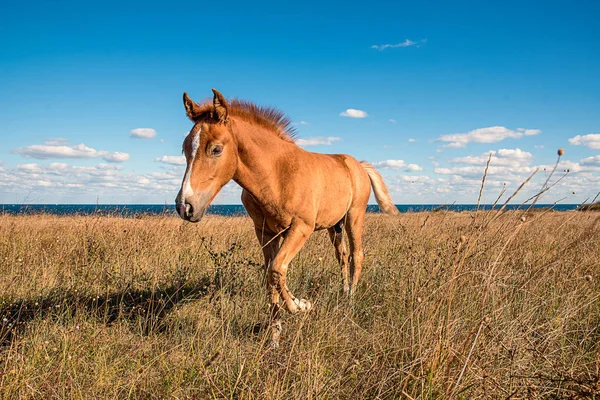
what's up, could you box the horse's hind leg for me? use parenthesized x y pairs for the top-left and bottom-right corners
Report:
(328, 224), (349, 295)
(345, 209), (366, 296)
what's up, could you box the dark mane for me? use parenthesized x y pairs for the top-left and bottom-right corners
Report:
(190, 99), (297, 143)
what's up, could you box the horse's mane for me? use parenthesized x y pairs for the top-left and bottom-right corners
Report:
(190, 99), (297, 143)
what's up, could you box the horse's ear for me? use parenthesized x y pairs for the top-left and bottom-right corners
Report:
(212, 88), (229, 122)
(183, 92), (200, 121)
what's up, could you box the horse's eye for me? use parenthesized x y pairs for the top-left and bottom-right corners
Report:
(211, 145), (223, 157)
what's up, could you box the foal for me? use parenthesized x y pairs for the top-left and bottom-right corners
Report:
(176, 89), (399, 346)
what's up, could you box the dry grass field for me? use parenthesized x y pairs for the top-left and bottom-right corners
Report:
(1, 210), (599, 399)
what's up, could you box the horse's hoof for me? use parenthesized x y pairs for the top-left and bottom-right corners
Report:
(292, 298), (312, 312)
(269, 321), (282, 348)
(297, 298), (312, 312)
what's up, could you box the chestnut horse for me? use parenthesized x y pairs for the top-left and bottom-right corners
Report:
(175, 89), (399, 346)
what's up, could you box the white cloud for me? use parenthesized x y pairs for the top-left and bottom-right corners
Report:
(102, 152), (130, 163)
(16, 163), (41, 171)
(374, 159), (423, 172)
(0, 160), (243, 204)
(47, 162), (69, 170)
(296, 136), (342, 146)
(437, 126), (541, 148)
(450, 148), (533, 168)
(568, 134), (600, 149)
(430, 145), (600, 205)
(367, 147), (600, 204)
(371, 39), (427, 51)
(434, 165), (534, 177)
(581, 155), (600, 166)
(375, 159), (406, 168)
(408, 138), (416, 143)
(519, 128), (542, 136)
(406, 164), (423, 172)
(495, 148), (534, 160)
(399, 175), (431, 183)
(130, 128), (157, 139)
(0, 162), (180, 196)
(389, 119), (397, 124)
(339, 109), (368, 118)
(299, 121), (309, 125)
(434, 147), (540, 194)
(13, 144), (99, 159)
(156, 155), (186, 165)
(12, 143), (130, 163)
(35, 180), (53, 187)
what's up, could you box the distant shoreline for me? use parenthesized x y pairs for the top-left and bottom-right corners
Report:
(0, 204), (581, 216)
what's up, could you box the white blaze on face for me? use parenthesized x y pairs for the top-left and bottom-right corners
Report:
(182, 128), (201, 200)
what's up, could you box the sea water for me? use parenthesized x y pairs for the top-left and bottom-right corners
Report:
(0, 204), (580, 216)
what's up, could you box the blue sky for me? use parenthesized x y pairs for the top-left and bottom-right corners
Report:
(1, 0), (599, 204)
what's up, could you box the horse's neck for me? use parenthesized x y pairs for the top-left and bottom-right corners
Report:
(232, 120), (297, 204)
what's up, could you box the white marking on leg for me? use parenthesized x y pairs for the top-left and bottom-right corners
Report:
(293, 298), (312, 312)
(181, 128), (201, 199)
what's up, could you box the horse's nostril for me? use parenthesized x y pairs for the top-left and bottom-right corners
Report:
(184, 202), (193, 218)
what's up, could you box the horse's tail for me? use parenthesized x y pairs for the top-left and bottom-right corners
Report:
(360, 162), (400, 215)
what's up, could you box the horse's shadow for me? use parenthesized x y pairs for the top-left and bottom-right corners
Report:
(0, 275), (213, 346)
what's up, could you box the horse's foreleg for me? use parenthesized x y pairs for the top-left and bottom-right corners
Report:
(254, 227), (282, 348)
(328, 225), (349, 295)
(269, 224), (312, 314)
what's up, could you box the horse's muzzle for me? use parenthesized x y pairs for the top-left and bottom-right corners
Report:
(175, 190), (208, 223)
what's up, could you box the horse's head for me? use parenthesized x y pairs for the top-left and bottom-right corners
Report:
(176, 89), (237, 222)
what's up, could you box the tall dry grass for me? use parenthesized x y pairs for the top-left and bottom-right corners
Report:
(0, 209), (599, 399)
